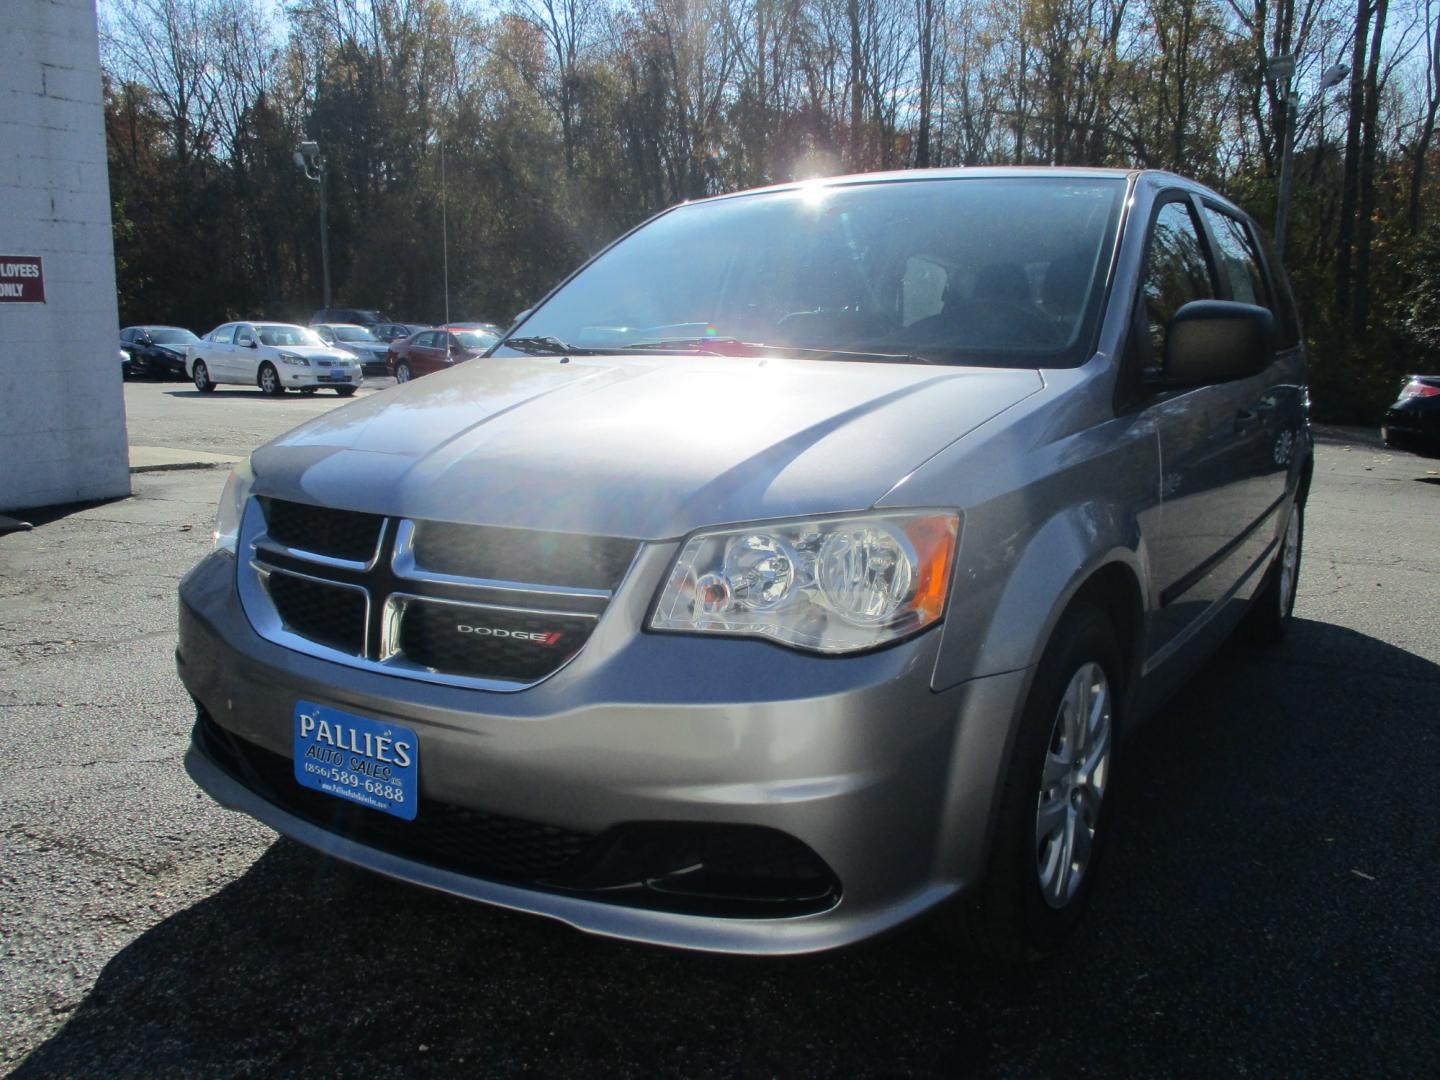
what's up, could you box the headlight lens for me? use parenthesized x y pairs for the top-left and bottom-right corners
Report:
(213, 458), (255, 553)
(650, 511), (958, 654)
(278, 352), (309, 366)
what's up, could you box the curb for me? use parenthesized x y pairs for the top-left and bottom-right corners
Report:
(129, 460), (236, 474)
(128, 446), (242, 474)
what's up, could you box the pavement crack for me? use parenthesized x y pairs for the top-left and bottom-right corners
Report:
(20, 756), (174, 771)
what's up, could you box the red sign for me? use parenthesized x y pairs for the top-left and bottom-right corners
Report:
(0, 256), (45, 303)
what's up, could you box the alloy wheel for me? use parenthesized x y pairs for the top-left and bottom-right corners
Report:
(1035, 661), (1112, 909)
(1278, 508), (1301, 616)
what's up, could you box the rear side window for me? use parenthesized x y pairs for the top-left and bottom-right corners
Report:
(1204, 209), (1267, 308)
(1140, 199), (1214, 361)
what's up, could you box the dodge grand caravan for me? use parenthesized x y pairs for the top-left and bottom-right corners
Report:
(178, 168), (1310, 959)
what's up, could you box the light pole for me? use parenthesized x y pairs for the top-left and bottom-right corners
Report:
(293, 140), (331, 310)
(1269, 57), (1350, 260)
(440, 136), (450, 326)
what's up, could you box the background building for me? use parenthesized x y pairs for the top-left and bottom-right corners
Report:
(0, 0), (128, 512)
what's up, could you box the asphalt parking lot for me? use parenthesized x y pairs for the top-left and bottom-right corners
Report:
(122, 372), (396, 458)
(1, 385), (1437, 1077)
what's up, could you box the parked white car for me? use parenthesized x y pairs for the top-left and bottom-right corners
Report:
(186, 322), (364, 396)
(310, 322), (392, 375)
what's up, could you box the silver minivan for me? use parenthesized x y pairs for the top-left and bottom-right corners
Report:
(178, 168), (1310, 959)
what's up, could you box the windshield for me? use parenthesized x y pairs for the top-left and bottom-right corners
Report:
(498, 176), (1126, 367)
(256, 325), (323, 347)
(453, 330), (497, 349)
(148, 328), (198, 345)
(333, 326), (378, 342)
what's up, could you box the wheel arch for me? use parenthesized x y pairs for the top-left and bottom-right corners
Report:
(930, 504), (1149, 890)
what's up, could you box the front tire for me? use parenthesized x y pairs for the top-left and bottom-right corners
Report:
(334, 386), (357, 397)
(258, 362), (285, 396)
(395, 361), (412, 384)
(935, 602), (1123, 962)
(192, 361), (215, 393)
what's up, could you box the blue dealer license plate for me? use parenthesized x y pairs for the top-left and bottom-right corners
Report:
(294, 701), (418, 821)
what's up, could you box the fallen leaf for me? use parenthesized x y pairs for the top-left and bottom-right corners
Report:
(1350, 869), (1376, 881)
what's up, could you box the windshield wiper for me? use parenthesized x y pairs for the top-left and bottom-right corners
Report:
(502, 335), (603, 355)
(616, 337), (935, 365)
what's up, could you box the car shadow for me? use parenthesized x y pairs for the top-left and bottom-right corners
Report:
(163, 389), (337, 401)
(12, 619), (1440, 1077)
(0, 495), (129, 529)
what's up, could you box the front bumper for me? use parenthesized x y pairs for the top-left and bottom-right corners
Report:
(177, 551), (1027, 954)
(155, 350), (189, 377)
(282, 367), (363, 388)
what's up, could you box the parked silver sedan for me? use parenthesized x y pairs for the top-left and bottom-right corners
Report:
(311, 322), (392, 376)
(178, 168), (1309, 959)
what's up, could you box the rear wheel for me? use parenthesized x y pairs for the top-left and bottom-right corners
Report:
(935, 602), (1122, 962)
(258, 362), (285, 396)
(395, 361), (412, 384)
(1243, 497), (1303, 643)
(192, 360), (215, 393)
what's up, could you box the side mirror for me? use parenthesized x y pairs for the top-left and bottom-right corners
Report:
(1162, 300), (1274, 385)
(509, 309), (532, 329)
(247, 339), (259, 349)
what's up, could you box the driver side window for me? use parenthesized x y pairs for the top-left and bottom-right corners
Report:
(901, 256), (949, 327)
(1141, 199), (1215, 367)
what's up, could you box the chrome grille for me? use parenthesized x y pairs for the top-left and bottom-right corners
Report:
(260, 497), (383, 564)
(263, 568), (368, 655)
(238, 499), (637, 690)
(410, 520), (635, 590)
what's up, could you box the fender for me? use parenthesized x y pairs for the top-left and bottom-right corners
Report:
(932, 500), (1151, 692)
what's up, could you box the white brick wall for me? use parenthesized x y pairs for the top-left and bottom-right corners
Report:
(0, 0), (129, 512)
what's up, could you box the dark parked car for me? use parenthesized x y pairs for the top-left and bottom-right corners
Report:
(1382, 375), (1440, 457)
(371, 322), (430, 343)
(119, 325), (200, 379)
(385, 326), (497, 382)
(309, 308), (391, 328)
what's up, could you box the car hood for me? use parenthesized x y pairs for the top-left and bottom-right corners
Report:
(250, 354), (1042, 539)
(336, 341), (387, 354)
(280, 345), (359, 362)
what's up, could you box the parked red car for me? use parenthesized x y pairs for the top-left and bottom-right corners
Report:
(386, 327), (498, 382)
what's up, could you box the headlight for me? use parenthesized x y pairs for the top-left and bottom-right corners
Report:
(278, 352), (309, 366)
(649, 511), (959, 654)
(213, 458), (255, 554)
